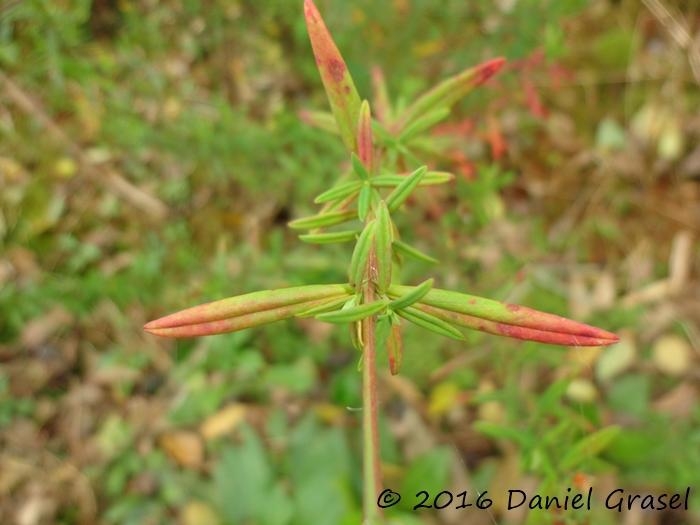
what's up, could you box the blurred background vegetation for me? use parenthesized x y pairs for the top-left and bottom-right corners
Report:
(1, 0), (699, 524)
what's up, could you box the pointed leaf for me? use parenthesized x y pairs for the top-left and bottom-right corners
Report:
(389, 278), (433, 310)
(145, 289), (351, 338)
(387, 321), (403, 375)
(357, 182), (371, 221)
(299, 230), (359, 244)
(399, 57), (506, 128)
(413, 303), (619, 347)
(372, 171), (454, 188)
(392, 239), (438, 264)
(561, 426), (621, 470)
(145, 284), (350, 331)
(288, 210), (356, 230)
(304, 0), (362, 152)
(374, 200), (393, 292)
(357, 100), (374, 172)
(349, 220), (376, 286)
(351, 152), (369, 181)
(396, 306), (465, 341)
(316, 300), (387, 323)
(389, 285), (619, 344)
(385, 166), (427, 212)
(314, 180), (362, 204)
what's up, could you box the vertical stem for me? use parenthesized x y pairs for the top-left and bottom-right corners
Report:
(362, 250), (382, 524)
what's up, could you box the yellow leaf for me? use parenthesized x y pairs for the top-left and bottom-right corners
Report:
(160, 431), (204, 468)
(200, 404), (247, 440)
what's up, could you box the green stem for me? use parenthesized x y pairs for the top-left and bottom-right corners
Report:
(362, 250), (382, 524)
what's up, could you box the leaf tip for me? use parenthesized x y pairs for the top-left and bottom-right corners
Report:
(473, 57), (507, 86)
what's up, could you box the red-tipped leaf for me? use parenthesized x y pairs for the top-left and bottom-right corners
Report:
(304, 0), (362, 152)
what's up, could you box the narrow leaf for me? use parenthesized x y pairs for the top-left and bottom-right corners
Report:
(561, 426), (621, 470)
(372, 171), (454, 187)
(392, 239), (439, 264)
(145, 293), (350, 338)
(374, 200), (393, 292)
(389, 285), (619, 343)
(349, 220), (376, 286)
(357, 100), (374, 172)
(314, 180), (362, 204)
(145, 284), (350, 331)
(304, 0), (362, 152)
(414, 303), (619, 347)
(386, 166), (427, 212)
(316, 300), (387, 323)
(351, 152), (369, 180)
(288, 210), (356, 230)
(357, 183), (371, 221)
(299, 230), (359, 244)
(387, 321), (403, 375)
(396, 306), (465, 341)
(375, 314), (392, 352)
(389, 278), (434, 311)
(399, 107), (450, 143)
(296, 295), (353, 318)
(399, 57), (506, 128)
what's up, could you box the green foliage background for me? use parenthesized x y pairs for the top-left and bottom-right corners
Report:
(1, 0), (698, 524)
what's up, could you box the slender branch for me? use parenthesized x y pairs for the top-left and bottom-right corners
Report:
(361, 249), (382, 524)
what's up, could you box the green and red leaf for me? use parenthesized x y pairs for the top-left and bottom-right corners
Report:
(304, 0), (362, 152)
(144, 284), (351, 338)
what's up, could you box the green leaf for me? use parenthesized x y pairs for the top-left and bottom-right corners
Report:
(396, 306), (464, 341)
(389, 278), (433, 311)
(399, 107), (450, 143)
(304, 0), (362, 152)
(375, 314), (392, 351)
(399, 57), (506, 128)
(392, 239), (438, 264)
(560, 426), (621, 470)
(296, 295), (354, 318)
(299, 230), (359, 244)
(314, 180), (362, 204)
(374, 200), (393, 292)
(316, 300), (387, 323)
(357, 183), (371, 221)
(145, 284), (350, 333)
(473, 421), (532, 448)
(387, 320), (403, 375)
(288, 210), (356, 230)
(351, 152), (369, 181)
(372, 171), (454, 187)
(385, 166), (427, 212)
(349, 220), (376, 286)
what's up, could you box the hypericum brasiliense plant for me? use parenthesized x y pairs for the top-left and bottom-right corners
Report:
(145, 2), (619, 523)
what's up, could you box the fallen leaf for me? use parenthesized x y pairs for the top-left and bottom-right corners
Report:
(200, 404), (247, 440)
(160, 431), (204, 469)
